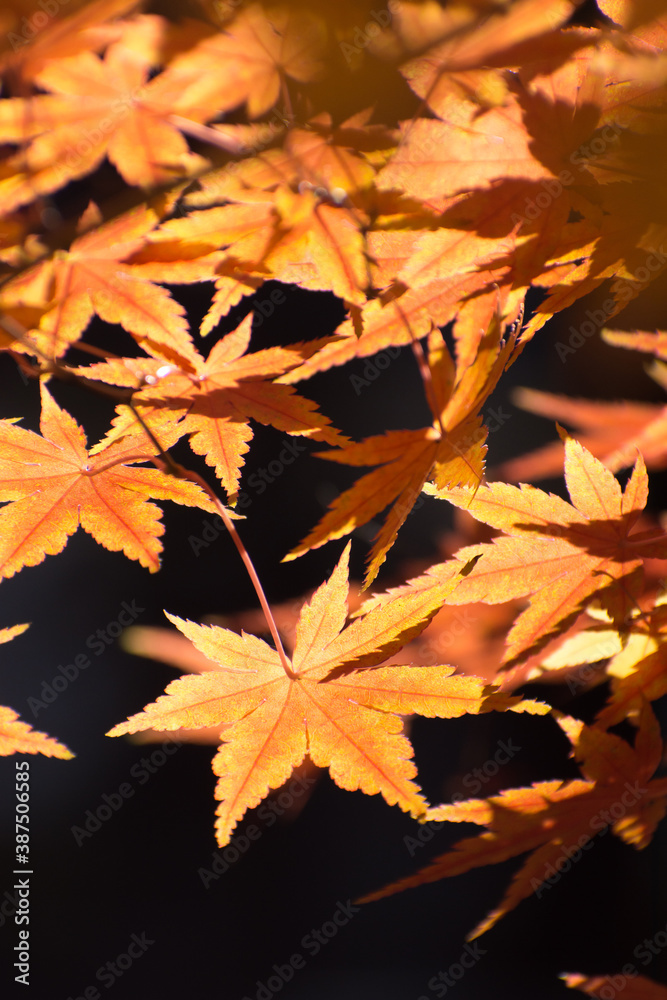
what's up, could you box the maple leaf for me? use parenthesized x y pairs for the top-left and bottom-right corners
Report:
(0, 706), (74, 758)
(376, 87), (555, 202)
(277, 275), (523, 385)
(162, 3), (328, 121)
(0, 28), (211, 210)
(107, 543), (548, 846)
(495, 387), (667, 482)
(0, 0), (136, 82)
(360, 705), (667, 938)
(0, 383), (221, 580)
(430, 435), (667, 665)
(603, 327), (667, 361)
(516, 35), (667, 338)
(0, 623), (73, 758)
(285, 313), (519, 587)
(495, 326), (667, 481)
(599, 0), (667, 34)
(79, 315), (348, 504)
(564, 972), (667, 999)
(0, 200), (197, 364)
(196, 111), (395, 205)
(591, 600), (667, 729)
(141, 182), (372, 310)
(395, 0), (584, 120)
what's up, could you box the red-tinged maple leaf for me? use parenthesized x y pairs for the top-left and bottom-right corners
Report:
(359, 705), (667, 938)
(431, 435), (667, 665)
(79, 315), (348, 504)
(0, 623), (73, 757)
(494, 387), (667, 482)
(0, 383), (222, 580)
(564, 972), (667, 999)
(0, 200), (197, 364)
(285, 314), (519, 587)
(495, 328), (667, 482)
(107, 543), (548, 846)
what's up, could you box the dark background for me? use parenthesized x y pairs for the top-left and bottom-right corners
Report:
(2, 0), (667, 994)
(1, 276), (667, 1000)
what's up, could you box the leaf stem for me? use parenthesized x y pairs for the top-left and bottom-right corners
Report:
(122, 402), (298, 680)
(168, 114), (251, 154)
(409, 334), (446, 438)
(173, 462), (298, 680)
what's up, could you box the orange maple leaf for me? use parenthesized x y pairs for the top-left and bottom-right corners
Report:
(591, 601), (667, 729)
(0, 200), (197, 364)
(0, 383), (220, 580)
(360, 705), (667, 938)
(0, 30), (211, 210)
(432, 435), (667, 664)
(394, 0), (583, 119)
(0, 705), (74, 758)
(140, 182), (372, 310)
(107, 543), (547, 846)
(162, 3), (327, 121)
(79, 315), (348, 504)
(376, 86), (555, 202)
(285, 314), (519, 586)
(0, 0), (136, 82)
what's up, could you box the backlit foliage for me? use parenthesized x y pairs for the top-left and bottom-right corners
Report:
(2, 0), (667, 992)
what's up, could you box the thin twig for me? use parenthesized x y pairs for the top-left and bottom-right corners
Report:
(124, 400), (297, 680)
(171, 461), (298, 680)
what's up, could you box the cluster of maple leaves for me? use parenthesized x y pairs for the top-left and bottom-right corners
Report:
(2, 0), (667, 992)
